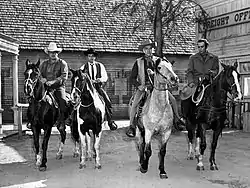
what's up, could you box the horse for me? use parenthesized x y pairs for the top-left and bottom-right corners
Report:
(181, 62), (242, 171)
(133, 58), (179, 179)
(70, 68), (105, 169)
(24, 59), (71, 171)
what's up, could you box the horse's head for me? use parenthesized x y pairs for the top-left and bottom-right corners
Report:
(24, 59), (41, 97)
(70, 69), (93, 104)
(154, 58), (179, 89)
(221, 62), (242, 101)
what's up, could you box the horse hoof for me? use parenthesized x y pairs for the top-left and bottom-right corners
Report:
(210, 165), (219, 170)
(95, 165), (102, 169)
(39, 166), (47, 171)
(196, 166), (205, 171)
(160, 173), (168, 179)
(73, 153), (79, 158)
(56, 154), (63, 160)
(79, 164), (86, 169)
(187, 156), (194, 160)
(140, 167), (147, 174)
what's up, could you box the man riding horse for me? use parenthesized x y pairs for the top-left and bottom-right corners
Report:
(126, 39), (185, 138)
(80, 48), (117, 131)
(180, 38), (219, 104)
(26, 42), (69, 130)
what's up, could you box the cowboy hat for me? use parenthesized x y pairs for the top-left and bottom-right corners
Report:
(179, 84), (197, 100)
(44, 42), (62, 54)
(138, 39), (156, 51)
(84, 48), (98, 57)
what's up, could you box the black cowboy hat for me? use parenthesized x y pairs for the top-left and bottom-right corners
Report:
(84, 48), (98, 57)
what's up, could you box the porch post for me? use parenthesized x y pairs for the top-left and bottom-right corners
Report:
(0, 52), (3, 140)
(12, 54), (19, 128)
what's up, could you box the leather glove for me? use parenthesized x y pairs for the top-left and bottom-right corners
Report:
(138, 85), (146, 91)
(147, 68), (154, 75)
(40, 78), (47, 84)
(45, 81), (54, 87)
(188, 82), (195, 88)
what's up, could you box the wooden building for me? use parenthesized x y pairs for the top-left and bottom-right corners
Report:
(0, 0), (195, 123)
(196, 0), (250, 130)
(0, 33), (19, 139)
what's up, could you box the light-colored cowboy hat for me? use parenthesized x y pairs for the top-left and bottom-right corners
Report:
(138, 39), (156, 51)
(44, 42), (62, 54)
(179, 84), (197, 100)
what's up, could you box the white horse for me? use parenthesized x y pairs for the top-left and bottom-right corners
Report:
(134, 58), (179, 179)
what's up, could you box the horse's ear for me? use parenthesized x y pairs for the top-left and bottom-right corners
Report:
(233, 61), (238, 69)
(69, 68), (75, 74)
(155, 58), (161, 69)
(221, 63), (226, 69)
(36, 59), (40, 67)
(25, 59), (31, 67)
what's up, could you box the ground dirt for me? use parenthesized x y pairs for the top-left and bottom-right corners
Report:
(0, 128), (250, 188)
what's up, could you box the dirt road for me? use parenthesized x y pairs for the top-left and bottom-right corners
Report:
(0, 128), (250, 188)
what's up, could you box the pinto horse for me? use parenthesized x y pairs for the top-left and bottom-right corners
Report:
(134, 58), (179, 179)
(24, 59), (70, 171)
(70, 69), (105, 169)
(181, 62), (242, 171)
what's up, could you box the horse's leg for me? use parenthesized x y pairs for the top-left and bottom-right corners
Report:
(86, 132), (92, 161)
(39, 126), (52, 171)
(187, 120), (195, 160)
(70, 114), (80, 158)
(196, 123), (206, 171)
(209, 121), (222, 170)
(73, 140), (80, 158)
(158, 129), (171, 179)
(56, 122), (66, 160)
(94, 131), (102, 169)
(140, 128), (152, 174)
(32, 126), (41, 167)
(135, 127), (145, 171)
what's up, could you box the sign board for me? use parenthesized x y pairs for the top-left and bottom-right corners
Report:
(198, 7), (250, 32)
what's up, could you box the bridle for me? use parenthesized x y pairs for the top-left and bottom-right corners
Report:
(71, 75), (94, 108)
(24, 68), (48, 102)
(148, 65), (177, 91)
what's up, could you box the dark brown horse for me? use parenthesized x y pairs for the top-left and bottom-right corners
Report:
(24, 59), (71, 171)
(181, 62), (242, 171)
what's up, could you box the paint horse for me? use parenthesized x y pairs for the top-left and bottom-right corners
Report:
(181, 62), (242, 171)
(24, 59), (71, 171)
(134, 58), (179, 179)
(70, 69), (105, 169)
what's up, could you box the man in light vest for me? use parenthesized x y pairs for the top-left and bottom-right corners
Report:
(80, 48), (117, 131)
(126, 39), (185, 137)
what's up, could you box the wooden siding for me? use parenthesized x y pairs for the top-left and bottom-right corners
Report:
(197, 0), (250, 59)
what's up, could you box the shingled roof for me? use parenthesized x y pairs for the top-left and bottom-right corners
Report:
(0, 0), (195, 54)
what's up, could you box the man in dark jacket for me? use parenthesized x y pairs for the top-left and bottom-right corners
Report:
(180, 38), (220, 102)
(80, 48), (117, 131)
(186, 38), (219, 88)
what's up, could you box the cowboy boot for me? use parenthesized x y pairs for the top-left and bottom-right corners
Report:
(108, 120), (118, 130)
(126, 125), (136, 137)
